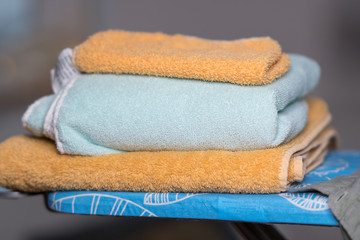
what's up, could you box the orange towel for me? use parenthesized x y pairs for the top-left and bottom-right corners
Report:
(73, 30), (290, 85)
(0, 98), (336, 194)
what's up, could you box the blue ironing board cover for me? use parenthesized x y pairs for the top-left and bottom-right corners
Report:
(46, 151), (359, 226)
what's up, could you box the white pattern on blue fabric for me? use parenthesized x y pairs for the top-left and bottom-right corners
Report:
(50, 193), (157, 217)
(309, 158), (349, 180)
(144, 193), (203, 205)
(287, 182), (310, 190)
(280, 183), (329, 211)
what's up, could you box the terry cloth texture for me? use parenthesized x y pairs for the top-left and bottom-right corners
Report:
(22, 54), (319, 155)
(73, 30), (290, 85)
(0, 98), (337, 193)
(298, 170), (360, 240)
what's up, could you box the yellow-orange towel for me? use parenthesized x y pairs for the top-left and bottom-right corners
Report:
(73, 30), (290, 85)
(0, 98), (336, 194)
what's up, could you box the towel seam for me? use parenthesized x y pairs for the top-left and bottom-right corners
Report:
(278, 113), (332, 191)
(43, 90), (62, 139)
(292, 156), (304, 181)
(22, 95), (50, 131)
(54, 75), (78, 154)
(72, 46), (79, 69)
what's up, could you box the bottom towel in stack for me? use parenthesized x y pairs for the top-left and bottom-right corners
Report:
(0, 98), (336, 193)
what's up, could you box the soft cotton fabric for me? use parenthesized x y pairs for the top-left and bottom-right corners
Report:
(22, 54), (319, 155)
(73, 30), (290, 85)
(0, 98), (337, 193)
(297, 170), (360, 240)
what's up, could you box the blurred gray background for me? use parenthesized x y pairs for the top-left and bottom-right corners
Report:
(1, 0), (359, 239)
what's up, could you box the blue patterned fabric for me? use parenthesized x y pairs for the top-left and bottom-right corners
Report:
(47, 151), (360, 225)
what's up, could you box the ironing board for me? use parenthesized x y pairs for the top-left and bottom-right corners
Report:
(47, 151), (360, 226)
(1, 151), (359, 239)
(45, 151), (360, 226)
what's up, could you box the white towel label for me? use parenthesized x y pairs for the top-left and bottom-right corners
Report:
(50, 48), (80, 93)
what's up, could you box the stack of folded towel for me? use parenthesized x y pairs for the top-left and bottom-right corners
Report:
(0, 30), (337, 193)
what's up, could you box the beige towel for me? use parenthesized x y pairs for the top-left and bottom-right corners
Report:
(73, 30), (290, 85)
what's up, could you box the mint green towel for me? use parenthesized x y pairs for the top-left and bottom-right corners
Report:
(23, 54), (319, 155)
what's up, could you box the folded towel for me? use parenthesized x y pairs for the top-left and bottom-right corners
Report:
(73, 30), (290, 85)
(22, 54), (319, 155)
(0, 98), (337, 193)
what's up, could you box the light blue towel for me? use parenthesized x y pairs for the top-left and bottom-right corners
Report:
(22, 54), (319, 155)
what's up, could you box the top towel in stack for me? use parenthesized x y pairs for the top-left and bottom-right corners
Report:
(73, 30), (291, 85)
(23, 30), (318, 156)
